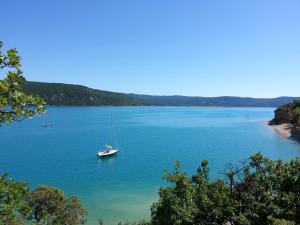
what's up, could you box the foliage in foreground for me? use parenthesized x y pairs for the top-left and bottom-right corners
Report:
(150, 153), (300, 225)
(0, 41), (45, 126)
(2, 153), (300, 225)
(0, 174), (87, 225)
(101, 153), (299, 225)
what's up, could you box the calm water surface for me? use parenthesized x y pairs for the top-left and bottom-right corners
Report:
(1, 107), (300, 224)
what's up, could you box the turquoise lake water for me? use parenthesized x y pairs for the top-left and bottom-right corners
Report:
(1, 107), (300, 224)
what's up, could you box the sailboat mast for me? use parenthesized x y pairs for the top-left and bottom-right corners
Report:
(110, 113), (119, 149)
(110, 113), (113, 146)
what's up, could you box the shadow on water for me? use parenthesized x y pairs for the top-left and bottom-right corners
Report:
(96, 154), (119, 165)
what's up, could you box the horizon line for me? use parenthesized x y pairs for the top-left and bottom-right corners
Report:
(26, 80), (300, 100)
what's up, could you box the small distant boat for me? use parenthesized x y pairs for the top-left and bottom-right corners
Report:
(44, 123), (52, 128)
(97, 145), (119, 157)
(97, 114), (120, 158)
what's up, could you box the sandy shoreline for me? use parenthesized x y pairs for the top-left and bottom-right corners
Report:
(268, 122), (300, 143)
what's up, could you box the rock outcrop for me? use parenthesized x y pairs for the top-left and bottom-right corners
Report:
(273, 108), (293, 124)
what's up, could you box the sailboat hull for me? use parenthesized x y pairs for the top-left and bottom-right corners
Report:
(97, 149), (119, 157)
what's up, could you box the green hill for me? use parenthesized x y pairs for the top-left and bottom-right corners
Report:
(128, 94), (300, 107)
(23, 81), (143, 106)
(23, 81), (300, 107)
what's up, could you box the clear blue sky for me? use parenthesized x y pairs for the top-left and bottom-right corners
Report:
(1, 0), (300, 97)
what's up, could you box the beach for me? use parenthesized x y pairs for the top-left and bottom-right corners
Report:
(269, 122), (300, 143)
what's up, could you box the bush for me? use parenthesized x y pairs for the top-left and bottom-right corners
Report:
(292, 107), (300, 125)
(150, 153), (300, 225)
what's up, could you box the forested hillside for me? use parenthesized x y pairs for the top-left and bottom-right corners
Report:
(129, 94), (300, 107)
(23, 81), (143, 106)
(24, 81), (300, 107)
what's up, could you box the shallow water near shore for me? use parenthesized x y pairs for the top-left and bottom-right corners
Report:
(1, 107), (300, 225)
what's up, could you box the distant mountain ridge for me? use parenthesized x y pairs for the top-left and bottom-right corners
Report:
(23, 81), (300, 107)
(128, 94), (300, 107)
(23, 81), (143, 106)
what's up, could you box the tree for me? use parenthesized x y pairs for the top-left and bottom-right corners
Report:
(0, 176), (87, 225)
(0, 41), (86, 225)
(26, 185), (87, 225)
(116, 220), (151, 225)
(229, 153), (300, 225)
(149, 153), (300, 225)
(151, 161), (196, 225)
(0, 41), (45, 126)
(192, 161), (233, 225)
(0, 174), (30, 225)
(292, 100), (300, 109)
(291, 107), (300, 125)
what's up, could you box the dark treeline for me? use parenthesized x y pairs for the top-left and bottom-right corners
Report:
(24, 81), (300, 107)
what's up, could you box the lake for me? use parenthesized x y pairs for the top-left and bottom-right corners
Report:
(1, 107), (300, 225)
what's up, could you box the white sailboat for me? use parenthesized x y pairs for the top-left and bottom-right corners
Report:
(97, 114), (119, 158)
(97, 145), (119, 157)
